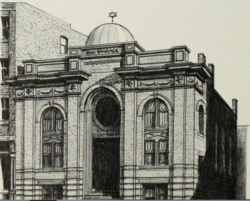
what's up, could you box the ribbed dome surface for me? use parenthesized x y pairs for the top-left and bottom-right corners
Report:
(86, 23), (135, 46)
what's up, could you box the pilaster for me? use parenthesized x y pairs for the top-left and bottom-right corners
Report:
(15, 100), (24, 200)
(23, 97), (35, 199)
(123, 84), (137, 199)
(172, 75), (186, 199)
(67, 92), (81, 199)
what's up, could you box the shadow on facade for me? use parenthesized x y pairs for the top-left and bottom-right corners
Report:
(192, 90), (237, 199)
(192, 150), (236, 199)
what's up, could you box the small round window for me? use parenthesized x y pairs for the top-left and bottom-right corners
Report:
(93, 96), (120, 130)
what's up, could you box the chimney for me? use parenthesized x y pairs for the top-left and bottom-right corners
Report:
(198, 53), (206, 64)
(208, 63), (215, 86)
(232, 99), (238, 115)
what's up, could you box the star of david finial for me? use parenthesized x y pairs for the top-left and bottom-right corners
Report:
(109, 12), (117, 23)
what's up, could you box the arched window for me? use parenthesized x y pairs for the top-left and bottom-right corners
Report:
(199, 105), (204, 135)
(60, 36), (68, 54)
(144, 99), (169, 166)
(42, 107), (64, 168)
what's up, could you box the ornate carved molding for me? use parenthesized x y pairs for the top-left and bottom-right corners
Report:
(37, 88), (67, 95)
(139, 80), (172, 87)
(187, 77), (194, 83)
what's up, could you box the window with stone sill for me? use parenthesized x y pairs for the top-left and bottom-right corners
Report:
(144, 99), (169, 166)
(1, 17), (9, 39)
(60, 36), (68, 54)
(1, 98), (9, 121)
(1, 59), (9, 79)
(42, 107), (64, 169)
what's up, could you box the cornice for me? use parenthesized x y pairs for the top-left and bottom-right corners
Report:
(4, 70), (91, 86)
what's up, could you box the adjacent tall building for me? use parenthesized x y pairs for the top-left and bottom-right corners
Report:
(0, 2), (238, 200)
(0, 2), (86, 199)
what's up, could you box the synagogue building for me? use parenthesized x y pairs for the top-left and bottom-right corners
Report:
(0, 2), (238, 200)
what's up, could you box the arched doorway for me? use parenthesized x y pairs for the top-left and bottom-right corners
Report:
(89, 89), (121, 198)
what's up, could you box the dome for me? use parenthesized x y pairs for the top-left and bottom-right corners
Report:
(86, 23), (135, 46)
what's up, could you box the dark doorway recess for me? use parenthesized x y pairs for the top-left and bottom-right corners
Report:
(92, 138), (120, 198)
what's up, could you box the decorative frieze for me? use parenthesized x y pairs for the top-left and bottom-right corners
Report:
(195, 78), (204, 94)
(84, 62), (120, 69)
(84, 47), (122, 55)
(16, 90), (23, 97)
(125, 80), (134, 88)
(139, 79), (173, 87)
(187, 77), (195, 84)
(69, 84), (77, 92)
(37, 87), (67, 95)
(175, 75), (184, 85)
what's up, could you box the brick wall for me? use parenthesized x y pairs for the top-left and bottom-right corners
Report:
(15, 2), (87, 67)
(237, 126), (247, 199)
(192, 87), (237, 199)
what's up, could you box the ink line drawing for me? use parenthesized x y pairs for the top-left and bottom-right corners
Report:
(0, 1), (248, 200)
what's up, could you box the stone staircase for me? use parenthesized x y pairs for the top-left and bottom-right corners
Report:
(83, 190), (113, 200)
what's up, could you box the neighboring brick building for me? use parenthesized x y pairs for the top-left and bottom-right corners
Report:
(0, 2), (87, 199)
(1, 3), (238, 200)
(236, 125), (249, 199)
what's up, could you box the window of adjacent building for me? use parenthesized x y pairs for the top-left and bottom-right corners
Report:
(144, 99), (169, 166)
(199, 105), (204, 135)
(228, 136), (232, 175)
(143, 184), (168, 200)
(1, 17), (9, 39)
(219, 127), (225, 173)
(1, 98), (9, 121)
(1, 59), (9, 78)
(214, 124), (218, 170)
(42, 107), (64, 169)
(43, 185), (63, 200)
(60, 36), (68, 54)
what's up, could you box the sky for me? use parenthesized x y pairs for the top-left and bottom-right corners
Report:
(2, 0), (250, 125)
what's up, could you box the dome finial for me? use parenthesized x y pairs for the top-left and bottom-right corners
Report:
(109, 12), (117, 23)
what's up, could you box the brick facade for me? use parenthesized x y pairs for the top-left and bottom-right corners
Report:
(0, 3), (238, 200)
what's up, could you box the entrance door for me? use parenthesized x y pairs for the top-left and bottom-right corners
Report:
(92, 138), (120, 197)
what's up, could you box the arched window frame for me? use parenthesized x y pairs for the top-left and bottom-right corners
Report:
(42, 107), (64, 169)
(198, 105), (205, 135)
(196, 100), (206, 136)
(144, 99), (169, 166)
(60, 36), (68, 54)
